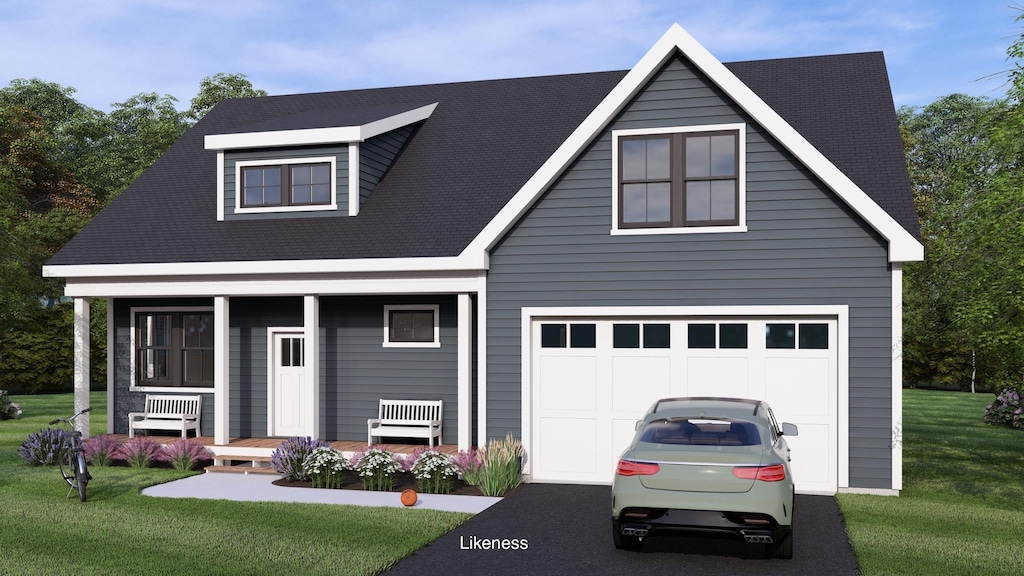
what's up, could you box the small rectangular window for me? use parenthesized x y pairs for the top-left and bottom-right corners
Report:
(643, 324), (671, 348)
(799, 324), (829, 349)
(613, 324), (640, 349)
(570, 324), (596, 348)
(766, 324), (796, 349)
(239, 160), (333, 208)
(541, 324), (567, 348)
(687, 324), (716, 349)
(134, 309), (214, 388)
(384, 305), (440, 347)
(719, 324), (748, 349)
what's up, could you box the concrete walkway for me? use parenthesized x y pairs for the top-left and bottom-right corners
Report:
(142, 472), (502, 514)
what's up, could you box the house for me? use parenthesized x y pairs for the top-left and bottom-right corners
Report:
(44, 24), (922, 496)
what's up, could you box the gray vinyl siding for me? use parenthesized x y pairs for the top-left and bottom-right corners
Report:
(360, 125), (415, 206)
(228, 297), (304, 437)
(223, 145), (348, 220)
(486, 55), (895, 489)
(319, 296), (459, 444)
(111, 298), (216, 436)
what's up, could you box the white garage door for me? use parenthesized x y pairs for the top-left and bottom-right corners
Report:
(530, 317), (838, 494)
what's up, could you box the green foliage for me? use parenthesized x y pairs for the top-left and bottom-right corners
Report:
(475, 434), (524, 497)
(0, 73), (262, 393)
(187, 73), (268, 122)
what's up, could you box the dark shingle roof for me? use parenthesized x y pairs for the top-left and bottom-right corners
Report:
(48, 52), (917, 267)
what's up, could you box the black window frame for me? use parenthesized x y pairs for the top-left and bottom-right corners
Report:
(241, 161), (332, 208)
(388, 308), (436, 344)
(135, 310), (215, 389)
(618, 130), (740, 229)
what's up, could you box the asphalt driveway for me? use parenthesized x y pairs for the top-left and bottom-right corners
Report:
(383, 484), (859, 576)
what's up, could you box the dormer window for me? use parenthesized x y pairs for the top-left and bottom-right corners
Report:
(612, 123), (746, 235)
(241, 163), (331, 208)
(235, 156), (337, 213)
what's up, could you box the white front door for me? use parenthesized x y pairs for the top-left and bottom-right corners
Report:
(270, 332), (306, 437)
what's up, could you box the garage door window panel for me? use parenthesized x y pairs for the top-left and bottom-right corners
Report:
(719, 324), (748, 349)
(799, 323), (829, 349)
(613, 324), (641, 349)
(570, 324), (597, 348)
(688, 324), (716, 348)
(643, 324), (671, 348)
(766, 324), (796, 349)
(541, 324), (567, 348)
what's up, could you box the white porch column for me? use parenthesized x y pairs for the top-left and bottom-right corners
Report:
(73, 297), (90, 438)
(106, 299), (114, 434)
(304, 295), (320, 438)
(214, 296), (230, 445)
(457, 293), (473, 451)
(476, 276), (488, 448)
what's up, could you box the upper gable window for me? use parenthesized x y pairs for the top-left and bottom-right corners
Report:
(613, 124), (746, 235)
(235, 156), (337, 214)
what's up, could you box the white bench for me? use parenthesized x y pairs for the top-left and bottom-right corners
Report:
(367, 399), (443, 447)
(128, 394), (202, 439)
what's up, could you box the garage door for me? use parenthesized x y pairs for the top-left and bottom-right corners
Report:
(530, 317), (838, 494)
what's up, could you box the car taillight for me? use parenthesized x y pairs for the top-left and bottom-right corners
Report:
(616, 459), (660, 476)
(732, 464), (786, 482)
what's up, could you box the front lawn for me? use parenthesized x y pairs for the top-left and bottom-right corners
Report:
(0, 393), (471, 576)
(838, 389), (1024, 575)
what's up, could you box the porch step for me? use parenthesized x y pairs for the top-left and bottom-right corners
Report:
(213, 455), (273, 467)
(204, 464), (279, 476)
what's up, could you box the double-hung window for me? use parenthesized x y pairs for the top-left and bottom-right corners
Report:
(615, 125), (744, 232)
(134, 308), (215, 389)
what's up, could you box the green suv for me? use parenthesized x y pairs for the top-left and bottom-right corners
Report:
(611, 397), (798, 559)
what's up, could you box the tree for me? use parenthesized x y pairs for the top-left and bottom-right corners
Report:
(186, 73), (267, 122)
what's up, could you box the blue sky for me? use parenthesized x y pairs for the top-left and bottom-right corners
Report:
(1, 0), (1019, 111)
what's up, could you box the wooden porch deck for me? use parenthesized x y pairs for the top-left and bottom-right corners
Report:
(112, 434), (459, 457)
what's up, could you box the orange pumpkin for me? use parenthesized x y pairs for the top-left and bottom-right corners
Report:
(400, 489), (418, 507)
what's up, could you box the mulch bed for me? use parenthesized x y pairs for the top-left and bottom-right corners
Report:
(272, 471), (486, 496)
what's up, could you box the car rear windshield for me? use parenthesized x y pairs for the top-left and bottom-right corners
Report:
(639, 417), (761, 446)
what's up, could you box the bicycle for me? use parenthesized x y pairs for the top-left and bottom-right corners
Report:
(50, 407), (92, 502)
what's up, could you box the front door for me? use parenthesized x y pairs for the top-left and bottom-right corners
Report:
(270, 332), (306, 437)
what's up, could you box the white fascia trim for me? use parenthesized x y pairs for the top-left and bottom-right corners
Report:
(61, 273), (482, 299)
(462, 23), (923, 264)
(611, 123), (747, 234)
(234, 156), (338, 214)
(475, 274), (488, 448)
(45, 255), (485, 280)
(204, 103), (438, 150)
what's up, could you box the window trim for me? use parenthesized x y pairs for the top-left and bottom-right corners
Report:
(611, 123), (746, 235)
(234, 156), (338, 214)
(383, 304), (441, 348)
(130, 306), (215, 392)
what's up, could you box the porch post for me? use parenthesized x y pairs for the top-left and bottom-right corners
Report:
(73, 297), (90, 438)
(106, 299), (114, 434)
(214, 296), (230, 444)
(304, 295), (320, 438)
(457, 293), (473, 451)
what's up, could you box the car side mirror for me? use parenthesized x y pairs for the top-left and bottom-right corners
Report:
(635, 420), (643, 431)
(781, 423), (799, 436)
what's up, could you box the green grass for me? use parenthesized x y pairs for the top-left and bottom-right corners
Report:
(0, 393), (471, 576)
(838, 389), (1024, 575)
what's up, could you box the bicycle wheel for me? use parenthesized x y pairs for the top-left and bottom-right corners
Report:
(59, 447), (78, 489)
(75, 452), (89, 502)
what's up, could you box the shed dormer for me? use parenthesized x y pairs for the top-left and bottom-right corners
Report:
(204, 102), (437, 221)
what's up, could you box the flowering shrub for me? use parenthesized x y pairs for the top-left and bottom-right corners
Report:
(412, 450), (458, 494)
(984, 388), (1024, 429)
(115, 437), (163, 468)
(354, 448), (400, 491)
(163, 439), (214, 471)
(83, 434), (122, 466)
(18, 428), (70, 466)
(302, 447), (349, 489)
(0, 390), (21, 420)
(451, 449), (486, 486)
(396, 446), (429, 473)
(271, 436), (331, 481)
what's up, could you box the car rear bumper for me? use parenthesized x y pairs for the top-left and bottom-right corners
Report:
(613, 508), (791, 544)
